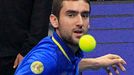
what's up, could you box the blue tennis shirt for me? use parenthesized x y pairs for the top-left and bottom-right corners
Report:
(15, 32), (83, 75)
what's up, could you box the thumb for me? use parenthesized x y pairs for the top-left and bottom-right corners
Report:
(13, 56), (19, 68)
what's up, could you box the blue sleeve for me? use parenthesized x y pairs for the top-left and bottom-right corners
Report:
(15, 48), (57, 75)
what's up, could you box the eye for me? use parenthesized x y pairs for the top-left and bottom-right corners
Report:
(81, 12), (89, 18)
(67, 13), (77, 17)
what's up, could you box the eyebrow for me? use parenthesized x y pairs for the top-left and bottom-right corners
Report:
(66, 10), (79, 14)
(66, 10), (89, 14)
(82, 11), (89, 14)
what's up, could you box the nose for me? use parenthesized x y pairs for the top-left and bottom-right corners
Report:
(76, 15), (83, 27)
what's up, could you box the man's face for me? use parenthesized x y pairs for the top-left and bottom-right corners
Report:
(56, 0), (89, 45)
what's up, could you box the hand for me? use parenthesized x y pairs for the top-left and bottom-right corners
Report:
(13, 53), (24, 68)
(79, 54), (126, 75)
(95, 54), (126, 75)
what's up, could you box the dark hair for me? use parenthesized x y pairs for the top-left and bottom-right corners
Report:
(51, 0), (90, 18)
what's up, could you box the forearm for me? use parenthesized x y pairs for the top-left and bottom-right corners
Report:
(79, 58), (100, 72)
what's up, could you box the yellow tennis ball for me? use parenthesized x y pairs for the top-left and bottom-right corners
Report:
(79, 34), (96, 52)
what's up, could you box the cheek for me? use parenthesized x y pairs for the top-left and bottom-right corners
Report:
(85, 19), (89, 27)
(83, 21), (89, 33)
(60, 20), (74, 30)
(88, 24), (90, 29)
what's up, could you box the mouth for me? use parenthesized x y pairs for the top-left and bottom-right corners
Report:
(74, 29), (84, 38)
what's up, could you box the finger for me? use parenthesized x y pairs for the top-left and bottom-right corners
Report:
(114, 56), (127, 65)
(105, 67), (113, 75)
(120, 59), (127, 65)
(108, 72), (113, 75)
(107, 54), (120, 59)
(13, 56), (19, 68)
(107, 54), (126, 64)
(18, 54), (23, 64)
(117, 63), (126, 71)
(112, 65), (119, 75)
(111, 59), (126, 66)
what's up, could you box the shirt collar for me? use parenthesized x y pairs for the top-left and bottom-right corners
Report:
(52, 32), (83, 63)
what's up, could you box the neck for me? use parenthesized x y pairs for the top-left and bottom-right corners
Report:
(67, 43), (79, 54)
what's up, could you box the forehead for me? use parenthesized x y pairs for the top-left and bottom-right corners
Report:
(61, 0), (89, 12)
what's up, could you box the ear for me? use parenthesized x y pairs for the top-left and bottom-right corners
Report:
(50, 14), (59, 28)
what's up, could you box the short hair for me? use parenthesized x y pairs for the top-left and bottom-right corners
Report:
(51, 0), (90, 18)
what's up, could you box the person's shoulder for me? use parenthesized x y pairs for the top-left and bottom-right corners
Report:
(15, 38), (58, 74)
(15, 51), (57, 75)
(37, 36), (56, 47)
(27, 41), (58, 62)
(19, 36), (58, 64)
(35, 36), (57, 53)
